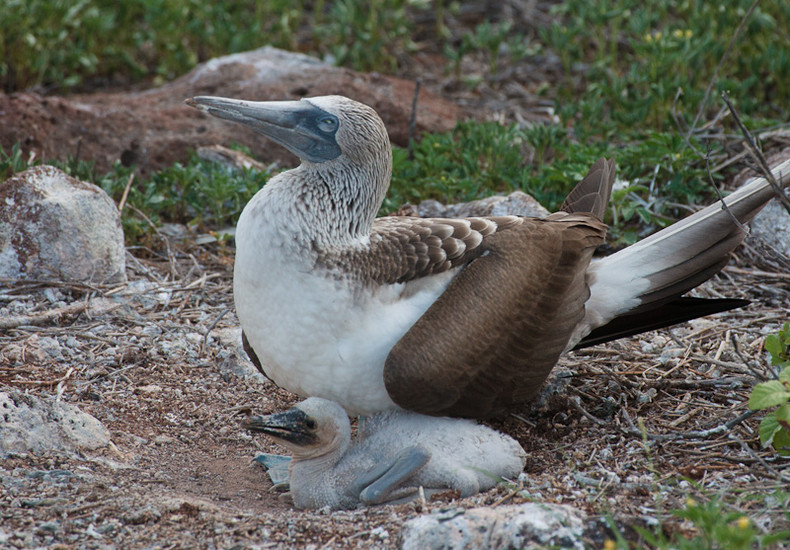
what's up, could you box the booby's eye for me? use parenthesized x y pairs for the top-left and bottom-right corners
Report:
(317, 117), (338, 133)
(305, 417), (317, 429)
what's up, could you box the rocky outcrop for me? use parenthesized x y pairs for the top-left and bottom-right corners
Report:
(0, 47), (458, 175)
(0, 390), (111, 457)
(0, 165), (126, 283)
(402, 190), (550, 219)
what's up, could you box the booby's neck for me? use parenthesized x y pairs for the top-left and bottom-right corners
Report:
(288, 420), (352, 469)
(258, 148), (392, 250)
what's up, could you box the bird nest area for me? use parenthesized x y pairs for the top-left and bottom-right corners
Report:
(1, 239), (788, 549)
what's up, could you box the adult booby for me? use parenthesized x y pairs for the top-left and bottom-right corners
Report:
(186, 94), (790, 418)
(245, 397), (526, 509)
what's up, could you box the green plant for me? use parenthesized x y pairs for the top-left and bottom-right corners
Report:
(467, 20), (511, 75)
(540, 0), (790, 133)
(0, 1), (429, 93)
(629, 496), (764, 550)
(0, 143), (33, 180)
(749, 322), (790, 456)
(314, 0), (417, 72)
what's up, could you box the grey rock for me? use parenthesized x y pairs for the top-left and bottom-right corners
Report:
(36, 521), (62, 536)
(37, 337), (63, 360)
(0, 165), (126, 283)
(413, 191), (550, 219)
(214, 327), (267, 382)
(0, 390), (111, 456)
(400, 503), (586, 550)
(750, 199), (790, 258)
(122, 503), (162, 524)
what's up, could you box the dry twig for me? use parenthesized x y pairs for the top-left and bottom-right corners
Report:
(407, 78), (421, 161)
(0, 301), (88, 330)
(721, 91), (790, 214)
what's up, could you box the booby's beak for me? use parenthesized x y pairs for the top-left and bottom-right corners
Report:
(185, 96), (342, 163)
(244, 407), (319, 447)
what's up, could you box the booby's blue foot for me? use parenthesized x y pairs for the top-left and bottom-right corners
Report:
(253, 453), (291, 489)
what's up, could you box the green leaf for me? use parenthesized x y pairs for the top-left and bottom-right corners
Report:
(748, 380), (790, 410)
(777, 403), (790, 429)
(774, 427), (790, 456)
(758, 413), (780, 447)
(765, 334), (784, 364)
(779, 366), (790, 384)
(763, 531), (790, 545)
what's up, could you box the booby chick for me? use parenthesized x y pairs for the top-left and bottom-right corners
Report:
(185, 94), (790, 419)
(245, 397), (526, 510)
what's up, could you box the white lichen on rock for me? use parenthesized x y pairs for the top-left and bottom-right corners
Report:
(1, 391), (111, 456)
(0, 165), (126, 283)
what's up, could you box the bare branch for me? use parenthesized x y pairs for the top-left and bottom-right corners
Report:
(722, 91), (790, 215)
(407, 77), (422, 161)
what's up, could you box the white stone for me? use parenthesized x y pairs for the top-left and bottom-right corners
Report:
(400, 503), (586, 550)
(0, 391), (111, 456)
(0, 165), (126, 283)
(750, 199), (790, 257)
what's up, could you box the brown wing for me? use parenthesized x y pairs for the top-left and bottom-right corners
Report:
(383, 213), (607, 418)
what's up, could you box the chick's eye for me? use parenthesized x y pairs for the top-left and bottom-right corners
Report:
(305, 418), (317, 429)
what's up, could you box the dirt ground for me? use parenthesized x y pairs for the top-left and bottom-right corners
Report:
(1, 229), (789, 548)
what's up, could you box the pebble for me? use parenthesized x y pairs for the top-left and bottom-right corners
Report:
(135, 384), (163, 395)
(36, 521), (62, 535)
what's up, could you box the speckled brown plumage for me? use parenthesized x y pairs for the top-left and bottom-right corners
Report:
(317, 216), (521, 285)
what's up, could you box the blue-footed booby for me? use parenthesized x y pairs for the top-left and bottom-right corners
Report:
(245, 397), (526, 509)
(185, 94), (790, 418)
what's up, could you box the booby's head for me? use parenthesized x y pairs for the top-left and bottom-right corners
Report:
(185, 95), (390, 168)
(244, 398), (351, 460)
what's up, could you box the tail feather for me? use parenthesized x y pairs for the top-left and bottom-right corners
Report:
(561, 157), (615, 220)
(574, 297), (750, 349)
(576, 158), (790, 343)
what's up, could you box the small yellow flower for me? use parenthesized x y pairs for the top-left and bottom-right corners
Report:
(737, 516), (750, 530)
(672, 29), (684, 39)
(654, 32), (662, 41)
(686, 497), (697, 508)
(685, 29), (693, 39)
(644, 33), (653, 43)
(604, 540), (617, 550)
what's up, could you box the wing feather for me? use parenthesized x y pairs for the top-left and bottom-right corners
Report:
(383, 213), (607, 418)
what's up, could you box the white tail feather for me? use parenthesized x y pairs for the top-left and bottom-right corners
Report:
(576, 158), (790, 342)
